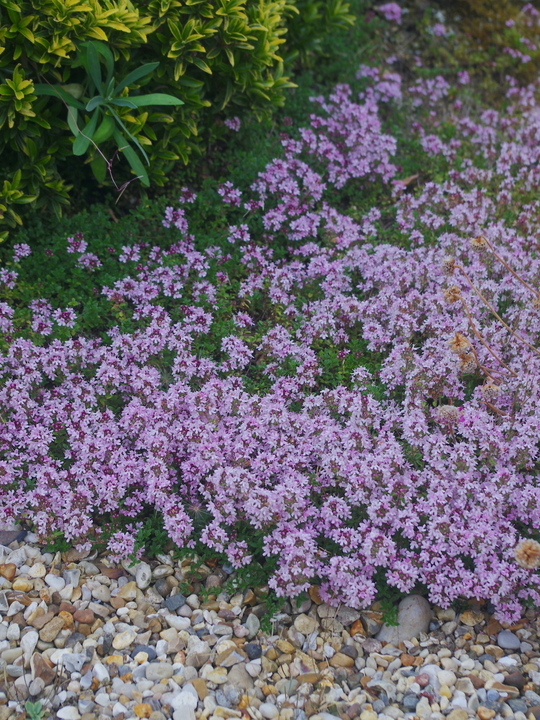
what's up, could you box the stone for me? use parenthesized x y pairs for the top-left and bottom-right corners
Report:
(61, 653), (87, 673)
(134, 704), (153, 718)
(259, 703), (278, 719)
(191, 678), (208, 700)
(226, 662), (255, 690)
(294, 613), (318, 635)
(73, 608), (95, 624)
(145, 663), (174, 681)
(91, 584), (110, 602)
(44, 573), (65, 591)
(112, 628), (137, 650)
(329, 652), (355, 668)
(164, 614), (191, 631)
(31, 652), (57, 685)
(245, 643), (262, 660)
(202, 666), (228, 684)
(361, 611), (384, 635)
(116, 581), (137, 600)
(135, 563), (152, 590)
(131, 644), (157, 661)
(21, 629), (39, 660)
(497, 630), (520, 651)
(0, 563), (16, 580)
(245, 613), (260, 639)
(12, 578), (33, 592)
(477, 708), (496, 720)
(376, 595), (431, 644)
(486, 681), (520, 698)
(164, 593), (185, 612)
(437, 670), (457, 686)
(460, 610), (484, 626)
(57, 707), (81, 720)
(503, 671), (526, 690)
(446, 711), (469, 720)
(39, 616), (65, 642)
(170, 691), (198, 710)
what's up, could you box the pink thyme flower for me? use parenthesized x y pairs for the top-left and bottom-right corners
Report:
(377, 2), (401, 23)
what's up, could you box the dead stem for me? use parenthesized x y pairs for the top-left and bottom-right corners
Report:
(457, 264), (540, 360)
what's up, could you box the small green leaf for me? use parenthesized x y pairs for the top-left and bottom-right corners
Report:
(72, 109), (99, 155)
(109, 98), (138, 108)
(114, 62), (160, 95)
(66, 107), (79, 136)
(90, 154), (108, 183)
(128, 93), (184, 107)
(86, 41), (103, 93)
(86, 96), (105, 111)
(33, 84), (84, 109)
(113, 131), (149, 186)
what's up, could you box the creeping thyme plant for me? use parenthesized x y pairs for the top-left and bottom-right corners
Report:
(4, 1), (540, 623)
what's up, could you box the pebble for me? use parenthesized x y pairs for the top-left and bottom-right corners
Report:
(1, 535), (540, 720)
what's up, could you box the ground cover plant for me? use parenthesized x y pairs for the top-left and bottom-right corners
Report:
(4, 1), (540, 623)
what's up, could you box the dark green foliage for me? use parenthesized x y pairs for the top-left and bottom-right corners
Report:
(0, 0), (355, 240)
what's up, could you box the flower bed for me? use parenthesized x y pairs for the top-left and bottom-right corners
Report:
(3, 53), (540, 622)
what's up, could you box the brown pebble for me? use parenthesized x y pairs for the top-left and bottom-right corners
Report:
(73, 608), (95, 624)
(100, 567), (125, 580)
(191, 678), (208, 700)
(31, 611), (55, 630)
(485, 618), (502, 636)
(329, 652), (355, 669)
(488, 681), (520, 698)
(134, 704), (153, 718)
(477, 708), (496, 720)
(297, 672), (321, 684)
(467, 674), (485, 689)
(39, 616), (65, 642)
(308, 586), (322, 605)
(12, 578), (33, 592)
(59, 601), (76, 614)
(58, 611), (74, 630)
(350, 619), (364, 637)
(110, 597), (126, 610)
(0, 563), (16, 581)
(78, 623), (92, 637)
(416, 673), (429, 687)
(401, 653), (415, 666)
(30, 652), (57, 685)
(503, 671), (526, 690)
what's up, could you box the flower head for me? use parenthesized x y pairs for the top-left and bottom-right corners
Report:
(515, 539), (540, 569)
(448, 332), (470, 354)
(442, 256), (456, 275)
(444, 285), (462, 303)
(436, 405), (460, 423)
(470, 234), (488, 251)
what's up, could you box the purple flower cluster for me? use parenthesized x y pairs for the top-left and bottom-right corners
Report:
(3, 65), (540, 620)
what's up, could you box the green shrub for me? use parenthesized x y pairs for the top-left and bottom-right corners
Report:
(0, 0), (354, 241)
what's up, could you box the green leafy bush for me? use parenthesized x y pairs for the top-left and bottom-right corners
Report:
(0, 0), (354, 241)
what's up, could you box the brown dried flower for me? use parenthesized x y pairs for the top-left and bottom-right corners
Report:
(532, 297), (540, 309)
(448, 332), (471, 354)
(470, 234), (488, 251)
(514, 539), (540, 569)
(436, 405), (460, 423)
(458, 354), (477, 374)
(481, 381), (500, 400)
(444, 286), (462, 304)
(442, 256), (456, 275)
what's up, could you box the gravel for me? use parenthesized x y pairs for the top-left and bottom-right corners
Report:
(0, 532), (540, 720)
